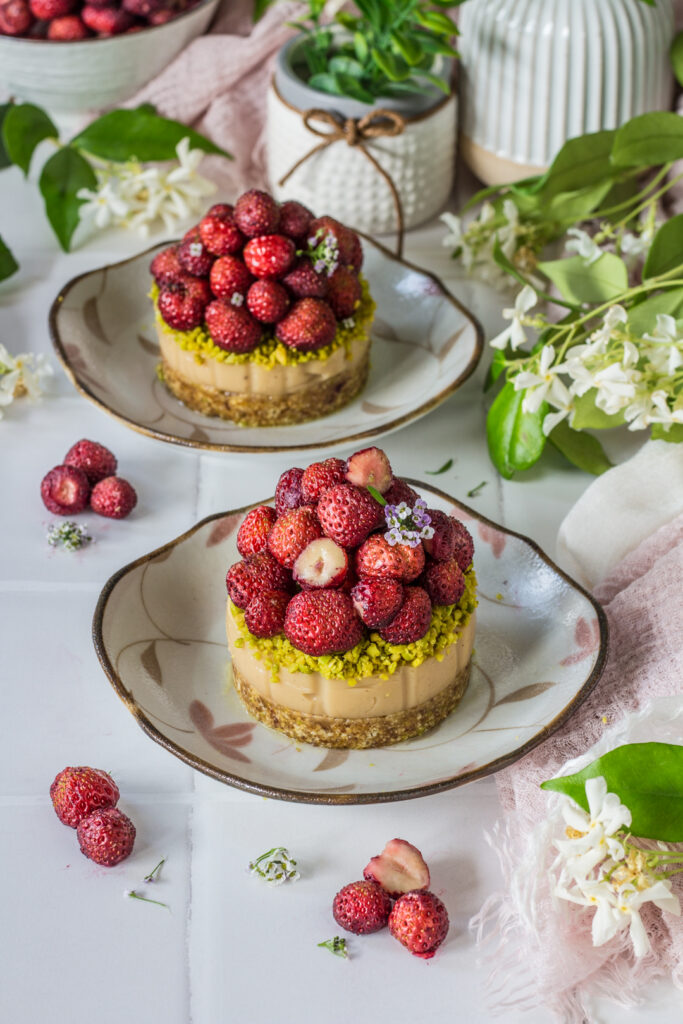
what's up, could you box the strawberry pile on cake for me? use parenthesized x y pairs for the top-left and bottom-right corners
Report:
(224, 446), (477, 749)
(150, 189), (375, 427)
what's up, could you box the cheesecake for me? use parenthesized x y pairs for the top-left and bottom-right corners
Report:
(224, 446), (477, 749)
(150, 189), (374, 428)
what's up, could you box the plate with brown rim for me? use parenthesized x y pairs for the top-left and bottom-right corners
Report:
(49, 236), (483, 454)
(92, 481), (608, 804)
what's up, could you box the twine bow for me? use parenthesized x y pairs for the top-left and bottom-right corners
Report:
(278, 108), (407, 257)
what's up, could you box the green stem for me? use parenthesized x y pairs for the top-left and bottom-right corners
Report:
(576, 164), (673, 226)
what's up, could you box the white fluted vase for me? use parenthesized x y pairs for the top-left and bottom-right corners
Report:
(458, 0), (676, 185)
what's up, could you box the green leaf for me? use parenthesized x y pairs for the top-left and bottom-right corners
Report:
(371, 48), (410, 81)
(353, 30), (368, 62)
(642, 215), (683, 280)
(570, 391), (625, 430)
(539, 129), (616, 199)
(548, 420), (613, 475)
(541, 742), (683, 842)
(484, 348), (508, 392)
(391, 30), (423, 65)
(466, 481), (488, 497)
(252, 0), (274, 19)
(425, 458), (453, 475)
(670, 29), (683, 88)
(538, 253), (628, 305)
(328, 55), (364, 77)
(308, 72), (343, 96)
(71, 108), (231, 163)
(0, 234), (19, 281)
(627, 287), (683, 335)
(651, 422), (683, 443)
(335, 73), (375, 104)
(486, 381), (547, 479)
(2, 103), (58, 177)
(611, 111), (683, 167)
(412, 30), (459, 57)
(414, 9), (457, 34)
(336, 12), (360, 30)
(38, 145), (97, 252)
(542, 179), (613, 225)
(0, 103), (12, 170)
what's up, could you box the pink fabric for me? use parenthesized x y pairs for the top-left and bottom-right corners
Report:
(474, 514), (683, 1020)
(128, 0), (298, 195)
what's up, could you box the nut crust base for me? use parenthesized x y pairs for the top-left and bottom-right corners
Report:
(161, 352), (370, 427)
(232, 660), (472, 749)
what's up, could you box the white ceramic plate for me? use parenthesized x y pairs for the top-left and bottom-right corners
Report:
(50, 238), (483, 453)
(93, 483), (608, 804)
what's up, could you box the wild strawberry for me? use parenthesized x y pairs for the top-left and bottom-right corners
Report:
(388, 890), (449, 959)
(363, 838), (431, 896)
(327, 266), (361, 319)
(29, 0), (72, 17)
(41, 465), (90, 516)
(267, 506), (322, 569)
(236, 505), (277, 558)
(300, 457), (346, 503)
(177, 231), (213, 277)
(278, 200), (313, 240)
(275, 298), (337, 352)
(293, 537), (348, 589)
(77, 807), (136, 867)
(275, 467), (306, 516)
(209, 254), (252, 300)
(205, 300), (261, 353)
(355, 534), (405, 581)
(47, 13), (88, 36)
(50, 766), (120, 828)
(423, 509), (455, 562)
(150, 245), (183, 287)
(246, 280), (290, 324)
(244, 589), (289, 638)
(317, 484), (384, 548)
(345, 446), (392, 494)
(121, 0), (164, 15)
(379, 586), (432, 645)
(226, 552), (290, 608)
(199, 205), (244, 257)
(81, 4), (133, 33)
(146, 9), (172, 22)
(90, 476), (137, 519)
(0, 0), (32, 32)
(422, 558), (465, 606)
(234, 189), (280, 238)
(282, 258), (329, 299)
(400, 542), (425, 582)
(452, 519), (474, 572)
(64, 439), (117, 484)
(308, 216), (356, 266)
(243, 234), (296, 280)
(383, 478), (419, 507)
(158, 277), (206, 330)
(351, 578), (403, 628)
(332, 880), (392, 935)
(284, 590), (362, 656)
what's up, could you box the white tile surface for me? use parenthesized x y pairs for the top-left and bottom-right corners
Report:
(1, 168), (672, 1024)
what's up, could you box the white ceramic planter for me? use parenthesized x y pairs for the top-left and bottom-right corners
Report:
(266, 34), (457, 238)
(458, 0), (676, 184)
(0, 0), (220, 114)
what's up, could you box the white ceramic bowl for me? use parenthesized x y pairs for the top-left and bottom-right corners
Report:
(0, 0), (220, 114)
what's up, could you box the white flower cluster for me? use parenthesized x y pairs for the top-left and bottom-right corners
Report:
(494, 289), (683, 437)
(77, 137), (216, 238)
(553, 777), (681, 958)
(441, 199), (523, 285)
(249, 846), (300, 886)
(0, 343), (52, 419)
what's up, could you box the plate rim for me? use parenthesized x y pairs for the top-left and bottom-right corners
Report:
(92, 481), (609, 804)
(49, 234), (484, 454)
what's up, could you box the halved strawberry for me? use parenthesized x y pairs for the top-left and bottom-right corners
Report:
(363, 838), (431, 896)
(345, 447), (392, 494)
(293, 537), (348, 589)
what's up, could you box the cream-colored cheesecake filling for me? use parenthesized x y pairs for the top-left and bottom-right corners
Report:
(226, 603), (475, 719)
(158, 326), (371, 398)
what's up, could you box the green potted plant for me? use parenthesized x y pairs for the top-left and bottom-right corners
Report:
(262, 0), (465, 240)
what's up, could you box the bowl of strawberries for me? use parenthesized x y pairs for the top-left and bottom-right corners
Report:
(0, 0), (220, 113)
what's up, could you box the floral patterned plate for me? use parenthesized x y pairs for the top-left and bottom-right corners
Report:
(49, 238), (483, 454)
(93, 483), (608, 804)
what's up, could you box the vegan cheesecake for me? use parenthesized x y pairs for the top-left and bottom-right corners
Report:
(224, 446), (477, 749)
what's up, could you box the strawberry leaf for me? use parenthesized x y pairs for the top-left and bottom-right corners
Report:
(38, 146), (97, 252)
(71, 108), (232, 163)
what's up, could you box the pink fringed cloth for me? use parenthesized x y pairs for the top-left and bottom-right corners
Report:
(472, 513), (683, 1021)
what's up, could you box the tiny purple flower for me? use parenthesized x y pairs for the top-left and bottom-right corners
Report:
(383, 500), (434, 548)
